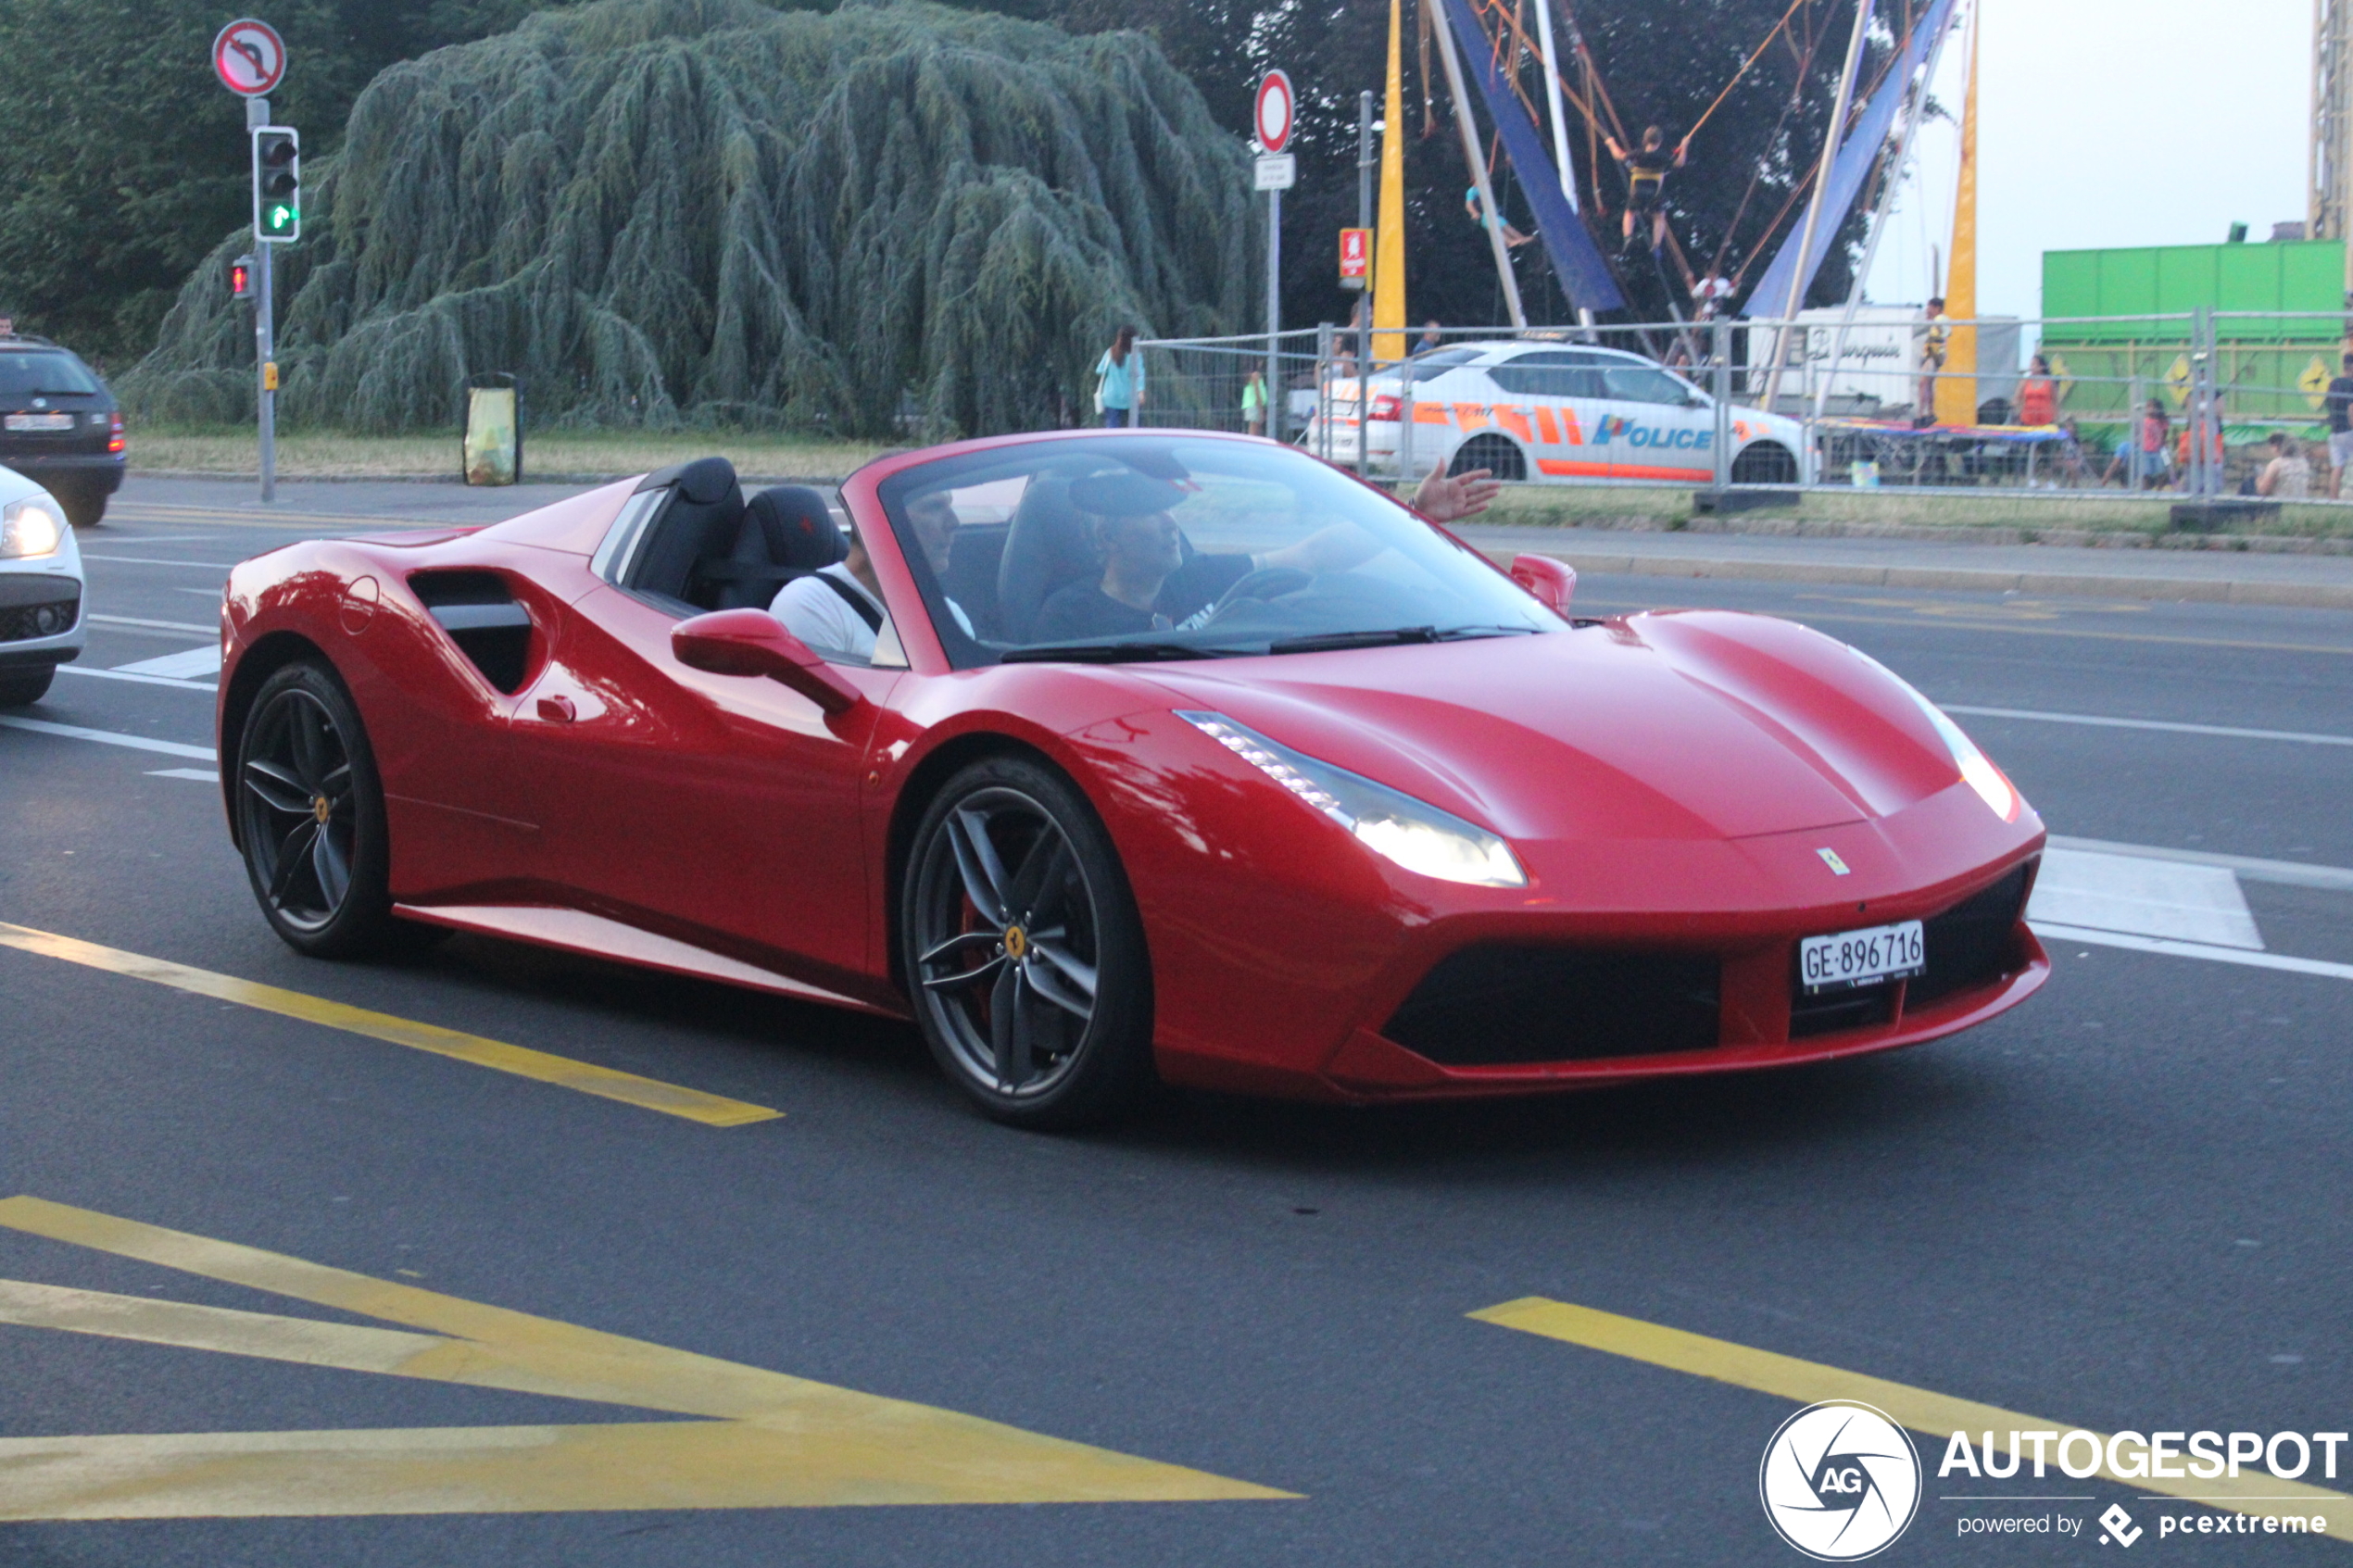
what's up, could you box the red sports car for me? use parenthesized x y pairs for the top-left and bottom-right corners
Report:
(217, 431), (2046, 1126)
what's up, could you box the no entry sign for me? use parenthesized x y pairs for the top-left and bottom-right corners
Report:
(213, 19), (287, 98)
(1254, 70), (1294, 154)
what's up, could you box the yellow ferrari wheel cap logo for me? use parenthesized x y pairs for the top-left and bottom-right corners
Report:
(311, 796), (333, 824)
(1002, 924), (1028, 959)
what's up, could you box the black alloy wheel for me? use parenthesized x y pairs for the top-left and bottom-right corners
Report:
(235, 660), (401, 958)
(1450, 431), (1527, 482)
(903, 756), (1152, 1128)
(55, 484), (106, 530)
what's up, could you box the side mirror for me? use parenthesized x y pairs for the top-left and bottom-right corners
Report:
(1509, 554), (1576, 617)
(672, 608), (864, 715)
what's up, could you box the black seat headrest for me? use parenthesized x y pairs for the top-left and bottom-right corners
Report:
(996, 475), (1099, 643)
(741, 486), (847, 574)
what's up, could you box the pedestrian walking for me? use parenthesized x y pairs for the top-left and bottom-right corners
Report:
(2326, 352), (2353, 497)
(2256, 432), (2312, 497)
(1095, 326), (1144, 429)
(1916, 298), (1949, 418)
(2018, 354), (2058, 426)
(1241, 367), (1267, 438)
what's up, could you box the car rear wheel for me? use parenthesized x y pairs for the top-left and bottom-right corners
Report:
(0, 665), (54, 707)
(1449, 431), (1527, 482)
(902, 756), (1153, 1129)
(234, 660), (402, 959)
(1731, 440), (1799, 484)
(55, 485), (107, 529)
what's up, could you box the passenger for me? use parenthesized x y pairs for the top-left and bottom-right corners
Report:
(1028, 469), (1502, 644)
(769, 486), (972, 659)
(1604, 125), (1685, 254)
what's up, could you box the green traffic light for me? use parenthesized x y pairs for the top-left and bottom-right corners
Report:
(266, 205), (296, 233)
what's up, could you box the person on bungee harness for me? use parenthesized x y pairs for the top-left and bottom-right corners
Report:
(1604, 124), (1686, 255)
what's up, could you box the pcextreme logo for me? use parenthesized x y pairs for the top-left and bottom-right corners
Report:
(1760, 1400), (1923, 1561)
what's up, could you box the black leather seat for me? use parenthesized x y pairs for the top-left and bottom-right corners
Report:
(995, 474), (1096, 642)
(704, 485), (846, 609)
(626, 458), (745, 607)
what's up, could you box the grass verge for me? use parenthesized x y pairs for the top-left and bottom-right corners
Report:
(129, 426), (892, 482)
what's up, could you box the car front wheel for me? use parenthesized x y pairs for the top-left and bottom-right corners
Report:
(234, 659), (403, 958)
(901, 755), (1153, 1129)
(0, 665), (54, 707)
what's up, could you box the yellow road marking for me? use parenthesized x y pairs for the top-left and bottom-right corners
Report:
(0, 922), (779, 1127)
(1473, 1297), (2352, 1540)
(0, 1198), (1290, 1518)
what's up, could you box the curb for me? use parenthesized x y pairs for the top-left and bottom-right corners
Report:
(1490, 549), (2353, 611)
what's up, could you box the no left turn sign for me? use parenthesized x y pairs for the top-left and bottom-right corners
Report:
(213, 19), (288, 98)
(1254, 70), (1294, 155)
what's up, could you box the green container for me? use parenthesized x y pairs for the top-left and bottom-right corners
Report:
(2039, 240), (2347, 437)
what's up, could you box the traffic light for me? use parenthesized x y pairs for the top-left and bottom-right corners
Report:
(253, 127), (300, 242)
(230, 254), (255, 299)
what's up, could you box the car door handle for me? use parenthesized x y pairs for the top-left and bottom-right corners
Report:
(535, 695), (576, 723)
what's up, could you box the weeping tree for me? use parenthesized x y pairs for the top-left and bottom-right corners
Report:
(122, 0), (1257, 437)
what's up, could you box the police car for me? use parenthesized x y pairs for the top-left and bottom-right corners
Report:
(1314, 340), (1811, 486)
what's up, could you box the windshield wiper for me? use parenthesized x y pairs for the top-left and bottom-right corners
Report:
(1265, 624), (1539, 656)
(1000, 641), (1243, 664)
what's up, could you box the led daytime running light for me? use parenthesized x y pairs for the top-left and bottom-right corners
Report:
(1178, 711), (1527, 887)
(1855, 651), (2020, 822)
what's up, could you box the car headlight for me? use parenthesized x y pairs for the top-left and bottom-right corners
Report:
(1855, 652), (2020, 822)
(0, 497), (61, 559)
(1177, 711), (1527, 887)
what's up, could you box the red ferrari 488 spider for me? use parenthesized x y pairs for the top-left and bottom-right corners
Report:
(217, 431), (2045, 1126)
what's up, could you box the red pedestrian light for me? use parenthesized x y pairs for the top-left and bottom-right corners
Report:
(230, 256), (254, 299)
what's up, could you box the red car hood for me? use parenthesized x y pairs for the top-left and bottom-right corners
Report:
(1133, 610), (1971, 845)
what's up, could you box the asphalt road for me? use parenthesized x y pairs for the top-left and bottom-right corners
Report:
(2, 480), (2349, 1565)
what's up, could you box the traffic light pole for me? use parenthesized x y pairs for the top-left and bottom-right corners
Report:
(249, 95), (276, 503)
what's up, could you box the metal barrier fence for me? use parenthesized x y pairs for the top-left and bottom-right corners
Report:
(1136, 311), (2353, 504)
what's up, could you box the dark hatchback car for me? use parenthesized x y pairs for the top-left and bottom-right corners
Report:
(0, 336), (125, 527)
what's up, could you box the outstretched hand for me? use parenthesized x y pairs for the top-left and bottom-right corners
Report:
(1413, 467), (1502, 524)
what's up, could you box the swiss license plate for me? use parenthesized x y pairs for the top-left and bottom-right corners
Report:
(1799, 920), (1925, 993)
(4, 413), (73, 432)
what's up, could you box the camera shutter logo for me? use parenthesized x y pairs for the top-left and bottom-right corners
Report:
(1759, 1400), (1921, 1560)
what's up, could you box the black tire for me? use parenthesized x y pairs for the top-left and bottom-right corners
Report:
(1449, 431), (1527, 482)
(901, 755), (1153, 1129)
(233, 659), (403, 959)
(0, 665), (54, 707)
(1731, 440), (1799, 484)
(55, 486), (106, 529)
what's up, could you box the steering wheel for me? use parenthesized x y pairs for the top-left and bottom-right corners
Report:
(1205, 567), (1315, 623)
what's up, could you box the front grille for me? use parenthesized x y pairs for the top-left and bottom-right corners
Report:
(1385, 946), (1720, 1065)
(1790, 983), (1895, 1037)
(1910, 862), (2032, 1007)
(0, 584), (78, 643)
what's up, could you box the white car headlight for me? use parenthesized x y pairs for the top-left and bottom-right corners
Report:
(1177, 711), (1527, 887)
(1855, 651), (2020, 822)
(0, 497), (61, 559)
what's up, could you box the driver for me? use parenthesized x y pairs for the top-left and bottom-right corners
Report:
(1027, 468), (1500, 644)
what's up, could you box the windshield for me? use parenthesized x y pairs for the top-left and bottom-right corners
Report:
(0, 351), (99, 398)
(875, 435), (1561, 668)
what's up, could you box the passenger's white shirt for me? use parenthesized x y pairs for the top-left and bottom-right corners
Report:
(767, 562), (972, 660)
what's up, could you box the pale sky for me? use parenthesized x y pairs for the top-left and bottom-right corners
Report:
(1856, 0), (2312, 320)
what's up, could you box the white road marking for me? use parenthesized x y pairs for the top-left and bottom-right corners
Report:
(56, 666), (217, 693)
(88, 615), (214, 634)
(78, 555), (235, 570)
(113, 646), (223, 680)
(2026, 848), (2264, 949)
(145, 768), (220, 783)
(1944, 704), (2353, 748)
(174, 587), (223, 598)
(2032, 923), (2353, 984)
(2046, 836), (2353, 894)
(0, 717), (215, 760)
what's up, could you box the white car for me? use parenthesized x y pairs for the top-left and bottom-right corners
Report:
(0, 466), (87, 707)
(1310, 340), (1812, 487)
